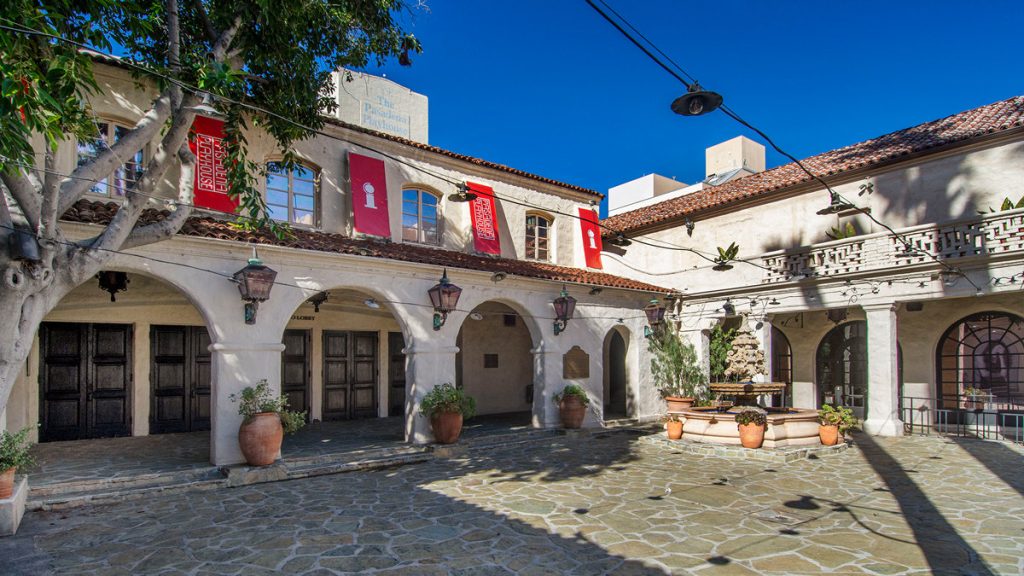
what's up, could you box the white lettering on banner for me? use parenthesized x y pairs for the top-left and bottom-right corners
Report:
(363, 182), (377, 209)
(196, 134), (227, 194)
(587, 230), (597, 249)
(474, 200), (496, 240)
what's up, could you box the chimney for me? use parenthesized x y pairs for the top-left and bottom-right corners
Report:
(704, 136), (765, 185)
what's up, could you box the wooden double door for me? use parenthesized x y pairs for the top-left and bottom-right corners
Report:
(150, 325), (212, 434)
(40, 323), (132, 442)
(322, 331), (378, 420)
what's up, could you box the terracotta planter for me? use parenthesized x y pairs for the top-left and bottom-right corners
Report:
(0, 467), (15, 499)
(666, 420), (683, 440)
(431, 411), (464, 444)
(737, 423), (765, 449)
(819, 424), (840, 446)
(238, 412), (283, 466)
(559, 395), (587, 429)
(665, 396), (694, 412)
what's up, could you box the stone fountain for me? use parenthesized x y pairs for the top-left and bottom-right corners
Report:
(713, 320), (785, 407)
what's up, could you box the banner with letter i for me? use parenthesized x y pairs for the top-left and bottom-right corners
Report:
(579, 207), (603, 269)
(349, 152), (391, 238)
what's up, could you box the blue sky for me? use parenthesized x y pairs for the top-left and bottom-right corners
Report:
(363, 1), (1024, 217)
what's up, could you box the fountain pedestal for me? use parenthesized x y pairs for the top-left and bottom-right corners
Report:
(710, 382), (786, 408)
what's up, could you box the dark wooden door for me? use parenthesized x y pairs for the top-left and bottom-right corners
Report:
(281, 329), (311, 417)
(150, 325), (211, 434)
(322, 331), (378, 420)
(40, 323), (132, 442)
(388, 332), (406, 417)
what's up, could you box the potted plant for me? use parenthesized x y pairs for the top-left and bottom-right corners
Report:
(735, 406), (767, 449)
(962, 387), (990, 411)
(0, 427), (34, 499)
(420, 383), (476, 444)
(554, 384), (590, 429)
(662, 414), (683, 440)
(649, 327), (707, 412)
(818, 404), (856, 446)
(230, 380), (306, 466)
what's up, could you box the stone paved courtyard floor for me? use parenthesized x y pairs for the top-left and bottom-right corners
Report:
(3, 430), (1023, 575)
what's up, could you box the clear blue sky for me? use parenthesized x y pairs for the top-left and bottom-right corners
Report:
(362, 1), (1024, 217)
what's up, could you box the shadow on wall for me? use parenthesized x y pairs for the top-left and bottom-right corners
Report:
(853, 433), (995, 575)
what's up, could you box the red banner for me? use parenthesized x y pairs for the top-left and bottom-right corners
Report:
(349, 152), (391, 238)
(579, 207), (603, 269)
(189, 116), (237, 213)
(468, 182), (501, 255)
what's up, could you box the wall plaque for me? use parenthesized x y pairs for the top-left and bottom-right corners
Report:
(563, 346), (590, 379)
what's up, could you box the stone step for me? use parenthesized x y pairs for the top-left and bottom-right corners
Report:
(280, 445), (429, 469)
(28, 466), (224, 498)
(27, 475), (229, 511)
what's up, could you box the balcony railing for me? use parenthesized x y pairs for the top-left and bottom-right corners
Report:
(901, 394), (1024, 444)
(761, 209), (1024, 284)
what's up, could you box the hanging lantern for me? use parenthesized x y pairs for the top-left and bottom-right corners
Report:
(644, 297), (666, 327)
(428, 269), (462, 330)
(232, 249), (277, 325)
(670, 83), (723, 117)
(722, 299), (736, 317)
(815, 191), (857, 215)
(96, 271), (129, 302)
(307, 291), (329, 313)
(552, 285), (577, 335)
(826, 308), (848, 325)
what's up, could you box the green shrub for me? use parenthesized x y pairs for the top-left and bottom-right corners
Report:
(420, 383), (476, 419)
(230, 379), (307, 435)
(649, 327), (707, 400)
(818, 404), (857, 434)
(0, 427), (35, 472)
(553, 384), (590, 406)
(709, 324), (736, 383)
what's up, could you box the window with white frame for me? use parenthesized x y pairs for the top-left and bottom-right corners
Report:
(76, 121), (144, 197)
(266, 161), (317, 226)
(525, 213), (552, 261)
(402, 188), (440, 244)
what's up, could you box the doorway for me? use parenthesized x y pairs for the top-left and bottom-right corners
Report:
(281, 329), (311, 417)
(322, 331), (378, 420)
(150, 325), (212, 434)
(604, 329), (628, 419)
(40, 322), (132, 442)
(816, 321), (868, 420)
(388, 332), (406, 417)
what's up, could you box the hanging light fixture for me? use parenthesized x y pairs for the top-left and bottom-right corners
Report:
(307, 291), (329, 313)
(186, 92), (221, 117)
(644, 297), (667, 338)
(96, 271), (129, 302)
(606, 232), (632, 247)
(552, 285), (577, 335)
(447, 182), (477, 202)
(722, 299), (736, 316)
(815, 191), (857, 215)
(826, 308), (848, 325)
(684, 217), (695, 237)
(428, 269), (462, 330)
(670, 83), (723, 117)
(8, 227), (40, 262)
(232, 247), (277, 325)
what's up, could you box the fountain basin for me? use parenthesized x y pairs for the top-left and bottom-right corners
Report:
(675, 407), (821, 448)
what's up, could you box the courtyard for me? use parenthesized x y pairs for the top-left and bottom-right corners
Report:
(2, 429), (1022, 575)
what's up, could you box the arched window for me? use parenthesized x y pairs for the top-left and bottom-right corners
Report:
(817, 321), (869, 419)
(402, 188), (441, 244)
(936, 311), (1023, 408)
(771, 326), (792, 407)
(266, 161), (318, 226)
(525, 213), (552, 261)
(76, 121), (144, 197)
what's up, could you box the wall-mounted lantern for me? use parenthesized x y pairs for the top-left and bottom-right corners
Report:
(722, 299), (736, 317)
(552, 285), (577, 335)
(428, 269), (462, 330)
(96, 271), (129, 302)
(307, 291), (329, 313)
(643, 297), (666, 338)
(232, 249), (277, 325)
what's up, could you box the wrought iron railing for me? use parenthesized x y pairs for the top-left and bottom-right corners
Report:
(761, 209), (1024, 284)
(900, 394), (1024, 443)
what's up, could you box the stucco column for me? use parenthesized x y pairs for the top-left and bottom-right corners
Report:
(863, 303), (903, 436)
(403, 343), (459, 444)
(208, 341), (286, 465)
(531, 342), (562, 428)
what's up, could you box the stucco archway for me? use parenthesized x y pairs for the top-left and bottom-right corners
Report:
(602, 326), (631, 419)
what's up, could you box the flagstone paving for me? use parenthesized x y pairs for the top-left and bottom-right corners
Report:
(3, 430), (1023, 575)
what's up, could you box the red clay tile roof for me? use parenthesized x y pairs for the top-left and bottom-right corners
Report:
(602, 95), (1024, 234)
(62, 200), (668, 293)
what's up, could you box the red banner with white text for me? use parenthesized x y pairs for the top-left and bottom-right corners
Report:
(349, 152), (392, 238)
(190, 116), (237, 213)
(468, 182), (502, 255)
(579, 207), (603, 269)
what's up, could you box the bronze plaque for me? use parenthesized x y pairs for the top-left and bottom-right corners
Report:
(563, 346), (590, 379)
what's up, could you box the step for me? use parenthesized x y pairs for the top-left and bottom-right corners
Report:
(28, 475), (229, 511)
(28, 466), (223, 498)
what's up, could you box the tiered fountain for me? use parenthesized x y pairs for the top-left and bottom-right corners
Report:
(676, 320), (821, 447)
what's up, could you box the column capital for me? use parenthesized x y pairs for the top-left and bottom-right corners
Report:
(861, 301), (898, 313)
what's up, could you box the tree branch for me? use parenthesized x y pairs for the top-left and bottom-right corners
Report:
(122, 145), (195, 250)
(212, 16), (242, 61)
(1, 169), (41, 228)
(0, 187), (14, 230)
(40, 146), (60, 238)
(192, 0), (219, 43)
(57, 91), (173, 215)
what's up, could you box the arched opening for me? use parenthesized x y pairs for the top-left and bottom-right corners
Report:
(771, 326), (792, 407)
(603, 327), (630, 419)
(936, 311), (1024, 410)
(456, 301), (535, 429)
(816, 321), (868, 419)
